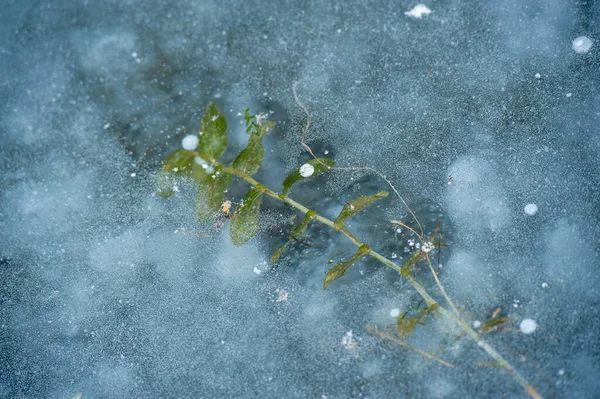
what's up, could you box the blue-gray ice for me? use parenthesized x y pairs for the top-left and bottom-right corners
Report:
(1, 1), (599, 398)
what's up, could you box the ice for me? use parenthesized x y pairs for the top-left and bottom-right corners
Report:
(2, 1), (599, 398)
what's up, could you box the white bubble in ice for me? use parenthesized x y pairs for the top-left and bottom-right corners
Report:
(472, 320), (482, 328)
(389, 308), (401, 318)
(404, 4), (432, 19)
(572, 36), (593, 54)
(181, 134), (199, 150)
(524, 203), (538, 216)
(520, 318), (538, 334)
(299, 163), (315, 177)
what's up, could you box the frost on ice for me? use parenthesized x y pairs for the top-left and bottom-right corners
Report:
(572, 36), (593, 54)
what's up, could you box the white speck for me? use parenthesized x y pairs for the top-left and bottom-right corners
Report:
(473, 320), (482, 328)
(534, 73), (541, 79)
(541, 282), (549, 288)
(520, 318), (538, 334)
(558, 369), (565, 376)
(524, 203), (538, 216)
(103, 123), (111, 130)
(299, 163), (315, 177)
(513, 303), (519, 308)
(173, 167), (178, 172)
(566, 93), (572, 98)
(336, 29), (342, 34)
(130, 173), (136, 177)
(572, 36), (593, 54)
(131, 52), (137, 58)
(404, 4), (432, 19)
(391, 252), (398, 259)
(181, 134), (199, 150)
(324, 150), (329, 155)
(408, 239), (415, 247)
(253, 267), (261, 275)
(395, 228), (402, 234)
(276, 289), (289, 302)
(390, 308), (401, 317)
(421, 242), (434, 253)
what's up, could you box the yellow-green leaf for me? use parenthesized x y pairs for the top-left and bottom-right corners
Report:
(232, 134), (264, 175)
(333, 191), (388, 230)
(323, 245), (370, 289)
(400, 250), (426, 277)
(196, 167), (232, 223)
(156, 169), (175, 198)
(281, 158), (335, 197)
(397, 304), (439, 337)
(230, 187), (263, 246)
(198, 102), (227, 160)
(271, 211), (317, 263)
(163, 148), (196, 173)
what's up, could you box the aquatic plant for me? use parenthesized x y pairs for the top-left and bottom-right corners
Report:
(158, 101), (542, 399)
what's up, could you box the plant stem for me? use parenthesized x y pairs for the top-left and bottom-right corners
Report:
(217, 162), (542, 399)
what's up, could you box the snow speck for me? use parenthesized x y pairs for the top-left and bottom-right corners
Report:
(541, 282), (549, 288)
(181, 134), (199, 150)
(299, 163), (315, 177)
(524, 203), (538, 216)
(130, 173), (136, 177)
(534, 73), (541, 79)
(566, 93), (572, 98)
(572, 36), (593, 54)
(520, 318), (538, 334)
(404, 4), (432, 19)
(103, 123), (111, 130)
(473, 320), (482, 329)
(253, 267), (262, 275)
(389, 308), (401, 318)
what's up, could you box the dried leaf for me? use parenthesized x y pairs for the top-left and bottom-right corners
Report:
(333, 191), (388, 230)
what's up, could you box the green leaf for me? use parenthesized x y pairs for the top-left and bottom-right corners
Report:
(333, 191), (388, 230)
(271, 211), (317, 263)
(196, 167), (232, 223)
(281, 158), (335, 197)
(198, 102), (227, 160)
(231, 121), (275, 175)
(230, 187), (263, 246)
(323, 244), (370, 289)
(156, 169), (175, 198)
(400, 250), (426, 277)
(163, 148), (196, 173)
(397, 303), (439, 337)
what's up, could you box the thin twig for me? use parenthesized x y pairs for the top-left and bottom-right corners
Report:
(366, 325), (454, 368)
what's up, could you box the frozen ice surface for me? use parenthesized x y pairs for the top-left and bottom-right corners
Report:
(1, 1), (599, 398)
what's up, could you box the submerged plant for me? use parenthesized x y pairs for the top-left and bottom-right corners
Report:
(158, 102), (542, 399)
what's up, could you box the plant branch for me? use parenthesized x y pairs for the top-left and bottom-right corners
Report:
(213, 160), (542, 399)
